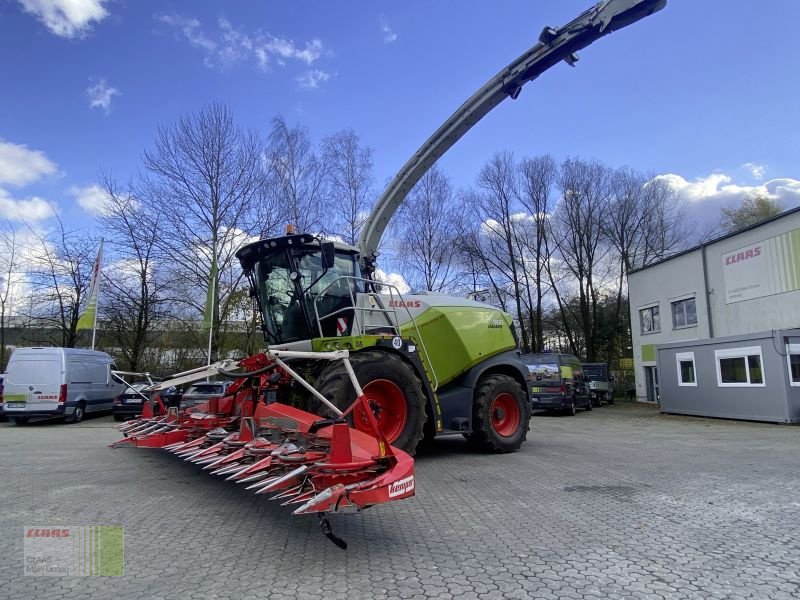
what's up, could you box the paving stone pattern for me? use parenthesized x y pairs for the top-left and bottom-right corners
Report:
(1, 403), (798, 599)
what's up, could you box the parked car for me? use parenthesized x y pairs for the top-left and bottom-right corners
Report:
(112, 382), (179, 422)
(522, 353), (592, 416)
(1, 347), (124, 424)
(181, 381), (233, 409)
(582, 362), (615, 406)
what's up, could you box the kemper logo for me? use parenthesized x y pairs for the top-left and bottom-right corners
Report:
(388, 475), (415, 498)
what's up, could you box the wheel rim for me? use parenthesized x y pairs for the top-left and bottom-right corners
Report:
(490, 392), (521, 437)
(356, 379), (408, 444)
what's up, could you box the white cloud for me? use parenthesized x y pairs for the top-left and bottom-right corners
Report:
(156, 13), (216, 52)
(297, 69), (332, 90)
(0, 140), (58, 187)
(68, 183), (107, 214)
(742, 162), (766, 181)
(374, 268), (410, 295)
(157, 13), (327, 75)
(0, 188), (56, 222)
(16, 0), (110, 38)
(379, 16), (397, 43)
(86, 78), (120, 114)
(653, 172), (800, 206)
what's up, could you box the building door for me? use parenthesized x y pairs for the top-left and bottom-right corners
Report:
(645, 366), (660, 404)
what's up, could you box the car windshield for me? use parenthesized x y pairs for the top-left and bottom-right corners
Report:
(186, 384), (223, 395)
(582, 365), (606, 381)
(123, 382), (150, 393)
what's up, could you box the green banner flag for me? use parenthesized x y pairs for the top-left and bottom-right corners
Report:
(201, 255), (218, 331)
(77, 240), (103, 331)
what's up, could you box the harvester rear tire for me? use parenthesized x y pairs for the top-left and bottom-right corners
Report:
(314, 351), (427, 455)
(467, 374), (529, 453)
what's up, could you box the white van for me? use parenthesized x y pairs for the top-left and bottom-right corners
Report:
(1, 347), (124, 424)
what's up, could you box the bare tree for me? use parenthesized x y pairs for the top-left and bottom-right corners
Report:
(395, 165), (462, 292)
(322, 129), (374, 245)
(554, 158), (612, 361)
(0, 225), (21, 365)
(264, 115), (327, 234)
(142, 102), (263, 361)
(25, 218), (97, 348)
(518, 155), (557, 352)
(466, 152), (530, 352)
(98, 176), (173, 371)
(639, 176), (691, 266)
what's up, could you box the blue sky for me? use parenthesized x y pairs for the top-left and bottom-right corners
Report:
(2, 0), (800, 233)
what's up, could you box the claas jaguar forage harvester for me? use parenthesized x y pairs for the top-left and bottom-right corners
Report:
(112, 0), (666, 545)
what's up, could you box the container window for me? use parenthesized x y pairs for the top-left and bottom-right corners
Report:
(680, 360), (695, 384)
(719, 357), (747, 383)
(675, 352), (696, 386)
(671, 297), (697, 329)
(715, 346), (766, 387)
(747, 355), (763, 384)
(640, 305), (660, 334)
(786, 344), (800, 386)
(790, 355), (800, 385)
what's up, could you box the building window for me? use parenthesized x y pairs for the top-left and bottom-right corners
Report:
(640, 305), (660, 334)
(675, 352), (696, 386)
(671, 297), (697, 329)
(715, 346), (766, 387)
(787, 343), (800, 386)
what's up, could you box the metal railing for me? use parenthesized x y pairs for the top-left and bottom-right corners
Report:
(311, 276), (439, 391)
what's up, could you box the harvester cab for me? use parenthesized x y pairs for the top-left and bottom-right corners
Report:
(236, 233), (365, 345)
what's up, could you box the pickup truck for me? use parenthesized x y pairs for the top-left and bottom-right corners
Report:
(581, 363), (615, 406)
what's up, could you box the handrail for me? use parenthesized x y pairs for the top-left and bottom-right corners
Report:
(312, 276), (439, 391)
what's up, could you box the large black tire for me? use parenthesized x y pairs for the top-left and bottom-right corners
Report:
(314, 351), (427, 455)
(466, 374), (530, 453)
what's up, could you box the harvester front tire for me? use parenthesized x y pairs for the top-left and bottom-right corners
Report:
(314, 351), (427, 455)
(467, 374), (529, 453)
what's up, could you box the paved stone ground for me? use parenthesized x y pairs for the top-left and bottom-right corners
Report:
(1, 403), (799, 600)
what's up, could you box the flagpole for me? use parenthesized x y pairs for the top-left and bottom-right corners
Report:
(91, 238), (102, 350)
(206, 254), (216, 369)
